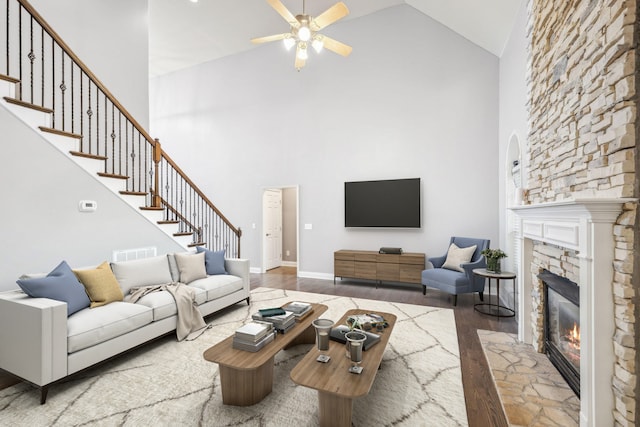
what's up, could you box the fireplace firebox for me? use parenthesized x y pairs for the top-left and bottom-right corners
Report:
(539, 269), (580, 397)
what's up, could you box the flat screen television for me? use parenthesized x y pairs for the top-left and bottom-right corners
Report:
(344, 178), (421, 228)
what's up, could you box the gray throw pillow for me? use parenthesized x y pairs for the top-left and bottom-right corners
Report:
(174, 252), (207, 284)
(196, 246), (227, 275)
(16, 261), (90, 316)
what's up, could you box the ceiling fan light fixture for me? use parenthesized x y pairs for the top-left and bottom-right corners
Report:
(297, 42), (308, 60)
(283, 36), (296, 50)
(298, 25), (311, 42)
(312, 36), (324, 53)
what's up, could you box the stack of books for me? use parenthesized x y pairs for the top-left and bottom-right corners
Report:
(232, 321), (275, 352)
(282, 301), (312, 320)
(252, 308), (296, 333)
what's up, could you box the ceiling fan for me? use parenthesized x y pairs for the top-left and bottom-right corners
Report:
(251, 0), (352, 71)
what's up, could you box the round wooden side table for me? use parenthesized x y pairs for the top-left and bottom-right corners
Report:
(472, 268), (516, 317)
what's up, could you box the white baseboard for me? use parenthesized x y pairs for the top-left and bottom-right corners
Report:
(281, 261), (297, 267)
(250, 267), (262, 274)
(297, 271), (334, 281)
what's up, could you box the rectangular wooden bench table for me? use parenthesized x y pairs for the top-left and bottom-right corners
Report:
(290, 308), (397, 427)
(203, 302), (328, 406)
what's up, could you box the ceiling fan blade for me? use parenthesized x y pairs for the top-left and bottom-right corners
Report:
(321, 36), (352, 57)
(251, 33), (289, 44)
(294, 45), (306, 70)
(267, 0), (298, 25)
(311, 2), (349, 31)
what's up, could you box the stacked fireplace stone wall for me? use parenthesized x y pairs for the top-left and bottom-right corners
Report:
(527, 0), (639, 424)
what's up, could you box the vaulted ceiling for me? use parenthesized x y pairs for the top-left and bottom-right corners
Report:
(149, 0), (522, 77)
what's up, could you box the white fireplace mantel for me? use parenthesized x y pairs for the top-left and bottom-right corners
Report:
(510, 198), (636, 427)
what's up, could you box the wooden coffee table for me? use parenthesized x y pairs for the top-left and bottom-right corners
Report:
(290, 309), (396, 427)
(203, 302), (327, 406)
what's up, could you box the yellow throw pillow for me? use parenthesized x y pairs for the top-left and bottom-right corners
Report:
(74, 261), (124, 308)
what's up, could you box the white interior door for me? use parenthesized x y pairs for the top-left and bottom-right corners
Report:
(263, 189), (282, 271)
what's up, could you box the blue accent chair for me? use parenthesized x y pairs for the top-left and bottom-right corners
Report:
(421, 237), (490, 306)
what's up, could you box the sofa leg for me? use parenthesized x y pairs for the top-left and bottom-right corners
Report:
(422, 286), (426, 295)
(40, 385), (49, 404)
(453, 295), (458, 306)
(479, 292), (484, 302)
(245, 297), (250, 305)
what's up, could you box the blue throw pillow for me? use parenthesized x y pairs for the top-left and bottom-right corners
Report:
(196, 247), (227, 275)
(16, 261), (91, 316)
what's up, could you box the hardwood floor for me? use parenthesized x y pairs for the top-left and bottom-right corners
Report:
(259, 267), (516, 427)
(0, 267), (516, 426)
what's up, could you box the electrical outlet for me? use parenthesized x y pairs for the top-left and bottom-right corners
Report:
(286, 250), (290, 256)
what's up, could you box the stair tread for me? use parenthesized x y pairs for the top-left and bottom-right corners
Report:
(188, 242), (206, 247)
(120, 191), (147, 196)
(70, 151), (107, 161)
(0, 74), (20, 84)
(39, 126), (82, 139)
(174, 232), (192, 236)
(3, 97), (53, 113)
(97, 172), (128, 180)
(140, 206), (164, 211)
(158, 220), (180, 224)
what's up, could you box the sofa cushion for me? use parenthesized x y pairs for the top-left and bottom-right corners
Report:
(16, 261), (91, 316)
(67, 301), (153, 353)
(174, 252), (207, 284)
(74, 262), (124, 308)
(133, 287), (206, 321)
(110, 255), (173, 296)
(196, 247), (228, 275)
(442, 243), (477, 273)
(189, 274), (243, 301)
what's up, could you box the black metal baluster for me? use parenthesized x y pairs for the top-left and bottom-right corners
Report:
(87, 81), (92, 154)
(27, 15), (33, 103)
(79, 70), (83, 150)
(70, 62), (74, 133)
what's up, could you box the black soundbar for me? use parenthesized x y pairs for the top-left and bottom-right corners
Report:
(379, 247), (403, 254)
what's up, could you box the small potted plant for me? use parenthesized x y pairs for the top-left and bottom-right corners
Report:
(481, 248), (507, 273)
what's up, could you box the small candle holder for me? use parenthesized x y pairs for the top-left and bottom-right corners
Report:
(345, 331), (367, 374)
(312, 318), (334, 363)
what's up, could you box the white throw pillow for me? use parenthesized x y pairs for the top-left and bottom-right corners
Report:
(110, 255), (173, 296)
(442, 243), (477, 272)
(174, 252), (207, 284)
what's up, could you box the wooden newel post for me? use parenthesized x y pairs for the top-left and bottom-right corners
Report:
(152, 138), (162, 208)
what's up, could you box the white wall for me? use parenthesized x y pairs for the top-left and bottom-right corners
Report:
(0, 106), (185, 292)
(29, 0), (150, 127)
(498, 1), (528, 251)
(150, 5), (500, 277)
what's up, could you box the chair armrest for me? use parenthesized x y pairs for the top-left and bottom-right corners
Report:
(224, 258), (250, 292)
(461, 257), (487, 278)
(428, 254), (447, 268)
(0, 290), (68, 386)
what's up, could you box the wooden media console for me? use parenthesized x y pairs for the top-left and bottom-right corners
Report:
(334, 250), (425, 287)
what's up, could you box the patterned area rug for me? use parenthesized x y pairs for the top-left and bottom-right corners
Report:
(0, 288), (468, 426)
(477, 330), (579, 426)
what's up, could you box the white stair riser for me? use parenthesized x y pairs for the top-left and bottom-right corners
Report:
(120, 193), (148, 209)
(1, 100), (51, 127)
(0, 80), (16, 98)
(69, 155), (104, 176)
(41, 133), (80, 153)
(138, 209), (165, 224)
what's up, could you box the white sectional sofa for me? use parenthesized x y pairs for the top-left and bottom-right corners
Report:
(0, 252), (250, 403)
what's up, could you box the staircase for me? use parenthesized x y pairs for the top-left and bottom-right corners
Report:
(0, 0), (241, 257)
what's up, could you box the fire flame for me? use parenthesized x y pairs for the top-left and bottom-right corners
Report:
(568, 322), (580, 350)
